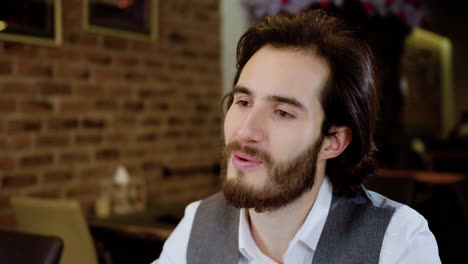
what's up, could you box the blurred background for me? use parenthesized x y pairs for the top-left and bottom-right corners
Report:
(0, 0), (466, 263)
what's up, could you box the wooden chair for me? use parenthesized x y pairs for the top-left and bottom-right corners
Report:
(11, 197), (99, 264)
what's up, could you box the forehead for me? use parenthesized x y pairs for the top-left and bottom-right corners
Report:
(236, 46), (330, 108)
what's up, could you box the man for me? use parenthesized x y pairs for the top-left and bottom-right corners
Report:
(155, 10), (440, 264)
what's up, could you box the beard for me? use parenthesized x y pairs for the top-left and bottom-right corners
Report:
(220, 136), (323, 213)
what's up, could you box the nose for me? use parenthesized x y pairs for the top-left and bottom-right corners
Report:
(237, 108), (265, 144)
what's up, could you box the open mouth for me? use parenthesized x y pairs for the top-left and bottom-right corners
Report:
(232, 151), (263, 169)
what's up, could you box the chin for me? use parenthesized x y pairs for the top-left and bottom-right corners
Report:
(228, 169), (267, 188)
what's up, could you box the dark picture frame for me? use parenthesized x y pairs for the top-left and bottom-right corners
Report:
(83, 0), (158, 41)
(0, 0), (62, 46)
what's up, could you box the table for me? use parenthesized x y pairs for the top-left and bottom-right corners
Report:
(89, 205), (185, 264)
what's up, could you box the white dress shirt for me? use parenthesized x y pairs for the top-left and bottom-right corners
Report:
(154, 178), (441, 264)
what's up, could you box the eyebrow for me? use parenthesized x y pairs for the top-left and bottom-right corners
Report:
(232, 85), (306, 111)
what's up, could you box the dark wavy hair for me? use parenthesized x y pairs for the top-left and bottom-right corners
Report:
(223, 10), (378, 195)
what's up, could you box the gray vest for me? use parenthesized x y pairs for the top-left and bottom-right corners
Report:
(187, 188), (402, 264)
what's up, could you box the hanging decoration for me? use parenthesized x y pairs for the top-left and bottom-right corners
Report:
(241, 0), (425, 27)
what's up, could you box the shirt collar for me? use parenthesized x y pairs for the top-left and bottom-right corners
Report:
(237, 177), (333, 258)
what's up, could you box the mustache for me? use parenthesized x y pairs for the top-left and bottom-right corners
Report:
(224, 141), (273, 167)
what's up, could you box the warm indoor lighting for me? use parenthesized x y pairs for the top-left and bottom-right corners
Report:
(0, 21), (8, 31)
(117, 0), (134, 9)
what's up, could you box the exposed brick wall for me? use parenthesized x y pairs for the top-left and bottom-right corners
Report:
(0, 0), (221, 227)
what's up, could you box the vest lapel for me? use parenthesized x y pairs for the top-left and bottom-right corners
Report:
(187, 193), (240, 264)
(312, 189), (395, 264)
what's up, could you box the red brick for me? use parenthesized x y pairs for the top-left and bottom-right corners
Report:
(125, 148), (146, 159)
(26, 188), (61, 198)
(87, 52), (112, 65)
(45, 48), (82, 61)
(96, 149), (120, 161)
(67, 33), (98, 46)
(175, 76), (194, 86)
(123, 101), (144, 112)
(79, 166), (113, 180)
(0, 157), (15, 170)
(76, 134), (102, 145)
(168, 62), (188, 72)
(104, 133), (130, 144)
(165, 129), (184, 139)
(151, 72), (173, 84)
(2, 173), (37, 188)
(125, 71), (148, 82)
(93, 68), (124, 81)
(3, 42), (39, 57)
(0, 60), (12, 75)
(112, 116), (137, 128)
(0, 212), (16, 227)
(58, 100), (92, 113)
(95, 99), (118, 111)
(20, 154), (53, 167)
(44, 170), (73, 183)
(36, 135), (70, 147)
(20, 99), (54, 113)
(147, 102), (169, 111)
(66, 184), (97, 198)
(181, 49), (199, 59)
(144, 58), (163, 68)
(76, 84), (107, 97)
(0, 99), (16, 112)
(82, 118), (106, 129)
(47, 118), (79, 130)
(55, 65), (90, 80)
(168, 116), (185, 125)
(142, 161), (162, 172)
(136, 132), (158, 143)
(7, 119), (42, 133)
(130, 40), (155, 53)
(39, 82), (73, 96)
(0, 82), (39, 96)
(113, 55), (139, 66)
(141, 117), (162, 127)
(103, 36), (128, 50)
(17, 61), (52, 78)
(108, 85), (133, 97)
(0, 135), (31, 151)
(0, 194), (10, 209)
(59, 152), (90, 164)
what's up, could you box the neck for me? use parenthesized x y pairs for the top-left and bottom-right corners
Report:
(248, 173), (326, 263)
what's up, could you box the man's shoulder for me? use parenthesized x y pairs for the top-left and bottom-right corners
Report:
(362, 189), (427, 230)
(364, 189), (405, 211)
(196, 192), (239, 220)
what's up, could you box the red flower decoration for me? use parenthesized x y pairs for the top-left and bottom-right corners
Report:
(320, 1), (330, 8)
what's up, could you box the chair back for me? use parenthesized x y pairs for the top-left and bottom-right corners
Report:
(0, 229), (63, 264)
(11, 197), (98, 264)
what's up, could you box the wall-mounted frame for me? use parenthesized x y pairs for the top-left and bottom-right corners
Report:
(0, 0), (62, 46)
(83, 0), (158, 41)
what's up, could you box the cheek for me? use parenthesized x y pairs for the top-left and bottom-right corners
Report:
(223, 109), (236, 143)
(270, 125), (319, 160)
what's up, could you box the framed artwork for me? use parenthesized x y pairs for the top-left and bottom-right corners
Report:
(83, 0), (158, 41)
(0, 0), (62, 46)
(401, 27), (455, 139)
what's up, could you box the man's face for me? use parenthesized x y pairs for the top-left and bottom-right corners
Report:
(221, 46), (330, 212)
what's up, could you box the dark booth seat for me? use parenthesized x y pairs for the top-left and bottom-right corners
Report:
(0, 229), (63, 264)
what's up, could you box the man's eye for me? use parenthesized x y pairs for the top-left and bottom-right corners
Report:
(235, 100), (250, 107)
(276, 110), (294, 119)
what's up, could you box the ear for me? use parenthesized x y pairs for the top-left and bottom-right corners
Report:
(319, 126), (352, 161)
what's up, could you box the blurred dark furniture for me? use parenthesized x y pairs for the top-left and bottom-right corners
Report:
(89, 207), (183, 264)
(0, 229), (63, 264)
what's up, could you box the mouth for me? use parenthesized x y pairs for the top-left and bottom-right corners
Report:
(232, 151), (263, 169)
